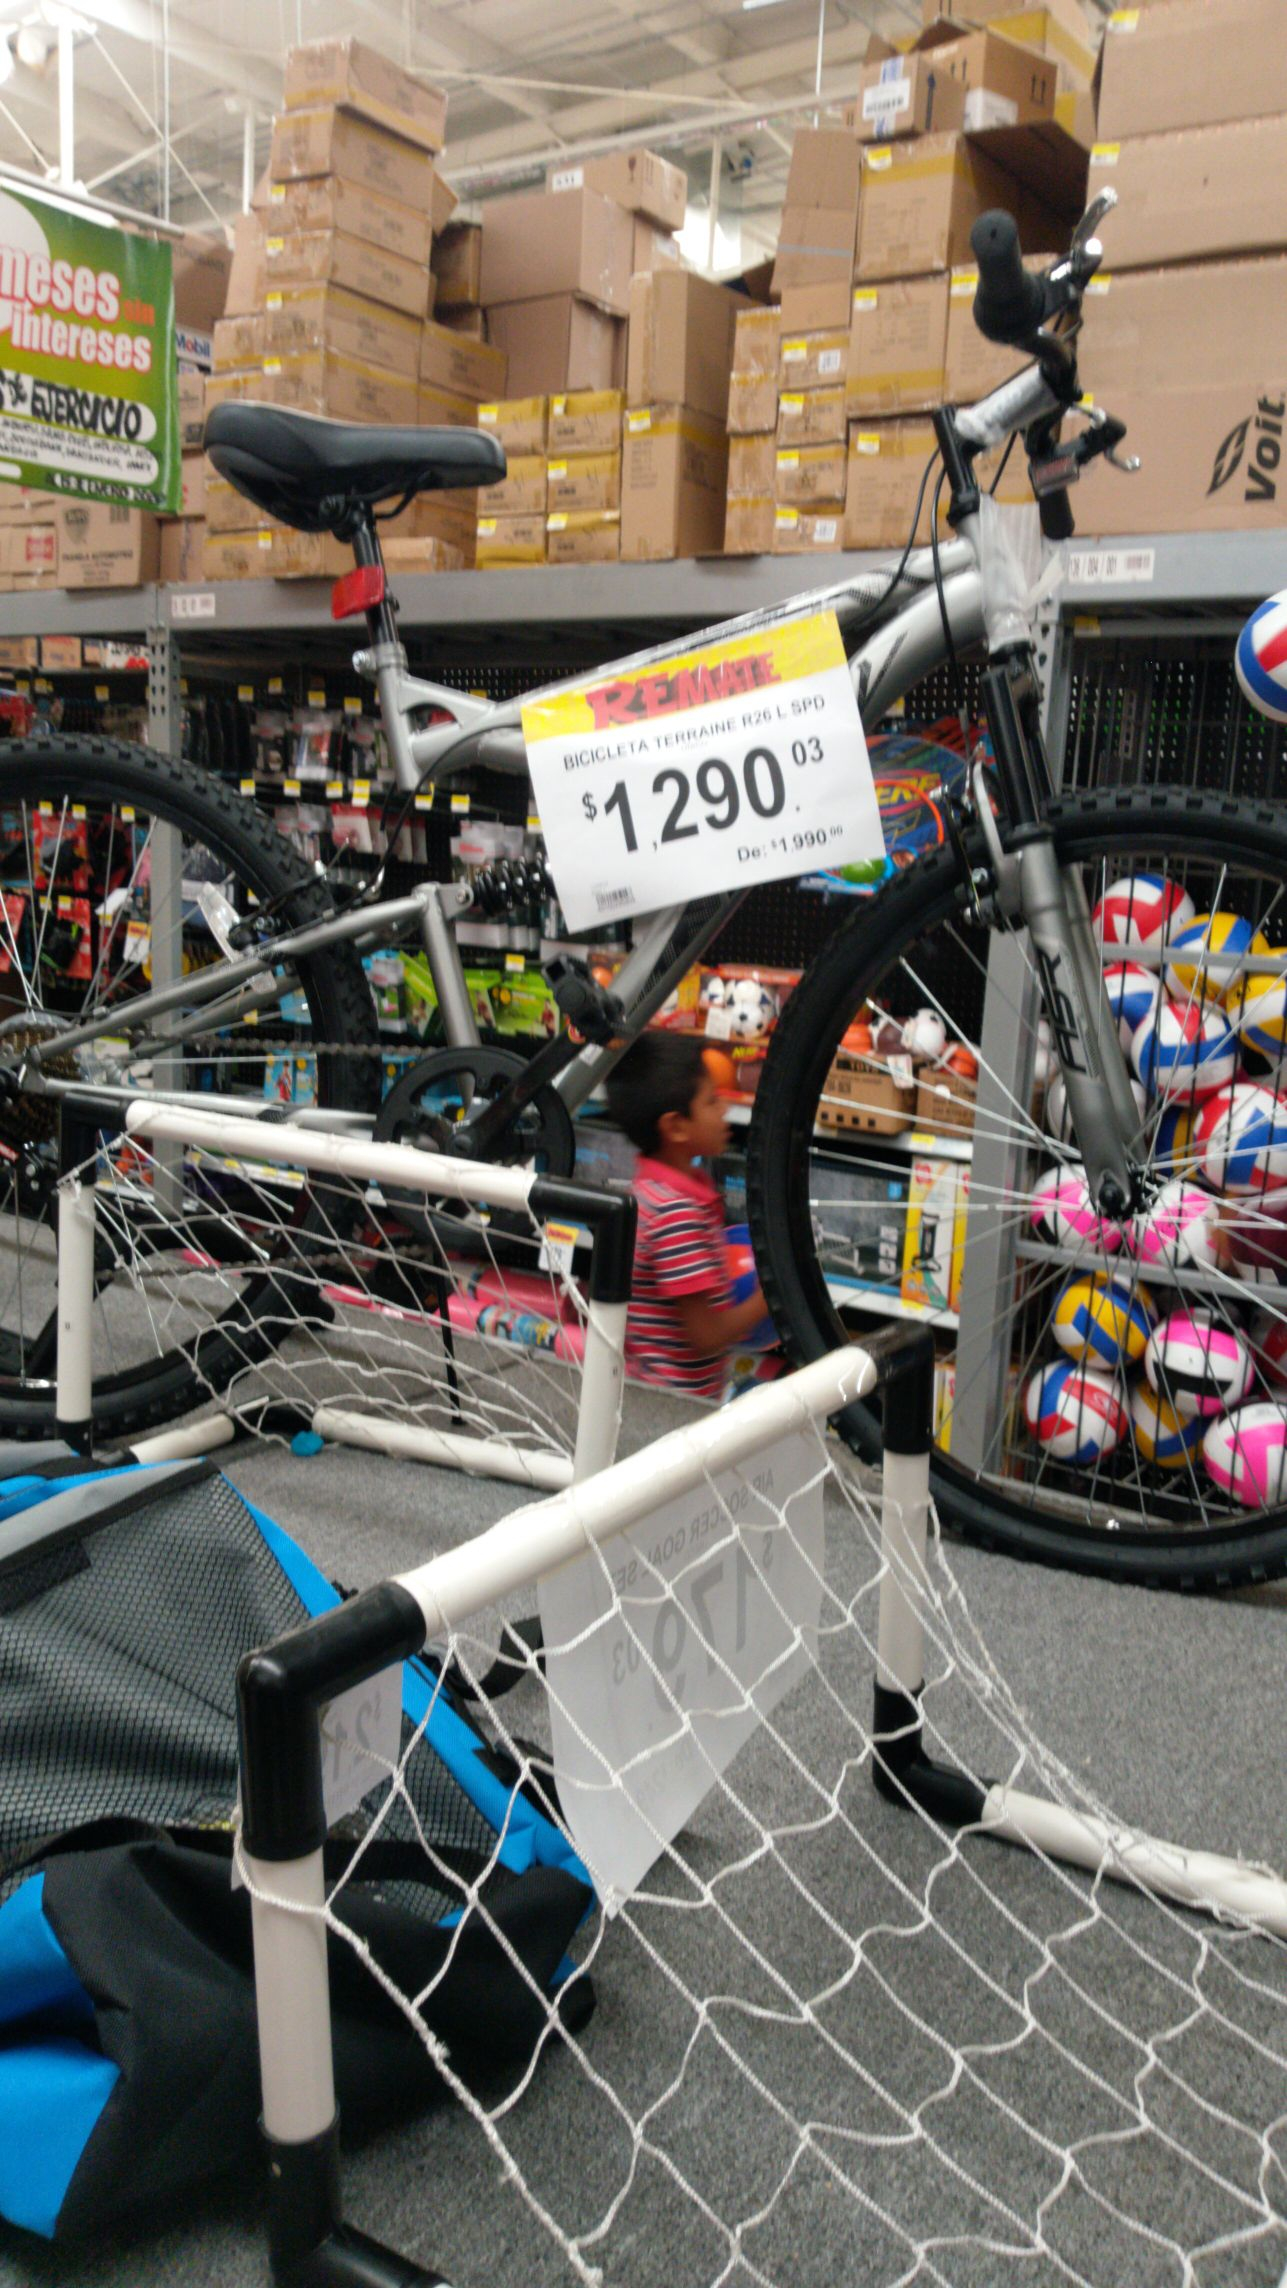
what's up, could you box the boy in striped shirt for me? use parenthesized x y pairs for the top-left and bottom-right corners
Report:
(605, 1033), (770, 1400)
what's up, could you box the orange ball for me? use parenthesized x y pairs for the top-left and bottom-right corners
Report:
(703, 1046), (737, 1092)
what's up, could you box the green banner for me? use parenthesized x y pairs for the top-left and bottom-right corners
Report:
(0, 186), (179, 513)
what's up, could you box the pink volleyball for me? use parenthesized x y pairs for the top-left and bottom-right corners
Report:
(1202, 1402), (1287, 1506)
(1144, 1310), (1255, 1419)
(1126, 1179), (1222, 1274)
(1029, 1162), (1123, 1255)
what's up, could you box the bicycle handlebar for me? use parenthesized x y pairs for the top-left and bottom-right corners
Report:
(970, 210), (1049, 347)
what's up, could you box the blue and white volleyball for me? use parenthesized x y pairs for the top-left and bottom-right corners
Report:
(1130, 999), (1237, 1100)
(1194, 1081), (1287, 1193)
(1024, 1359), (1126, 1464)
(1091, 874), (1195, 952)
(1164, 913), (1268, 1006)
(1103, 962), (1159, 1048)
(1129, 1383), (1206, 1471)
(1235, 592), (1287, 725)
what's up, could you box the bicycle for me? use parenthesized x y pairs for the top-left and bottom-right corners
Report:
(3, 189), (1286, 1591)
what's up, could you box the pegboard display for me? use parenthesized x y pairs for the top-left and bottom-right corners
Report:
(1064, 635), (1287, 803)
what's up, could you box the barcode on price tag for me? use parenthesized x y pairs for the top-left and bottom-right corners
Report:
(519, 611), (882, 931)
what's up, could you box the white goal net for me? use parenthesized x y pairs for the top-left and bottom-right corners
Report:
(232, 1346), (1287, 2288)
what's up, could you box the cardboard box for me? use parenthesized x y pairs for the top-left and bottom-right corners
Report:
(1055, 85), (1096, 149)
(267, 527), (357, 580)
(203, 367), (258, 415)
(417, 380), (478, 429)
(1079, 258), (1287, 398)
(57, 503), (159, 588)
(432, 222), (482, 307)
(915, 1065), (977, 1133)
(169, 232), (232, 335)
(0, 522), (57, 578)
(771, 504), (843, 554)
(850, 52), (968, 141)
(1075, 381), (1287, 536)
(283, 37), (446, 152)
(844, 418), (938, 547)
(722, 495), (776, 556)
(206, 474), (260, 535)
(775, 440), (848, 507)
(548, 149), (687, 230)
(480, 188), (633, 315)
(485, 295), (625, 396)
(632, 219), (681, 275)
(39, 635), (82, 671)
(778, 329), (848, 390)
(816, 1052), (913, 1133)
(547, 450), (621, 513)
(0, 636), (38, 668)
(732, 305), (780, 377)
(545, 508), (621, 564)
(178, 367), (206, 450)
(259, 349), (418, 425)
(779, 282), (853, 332)
(178, 454), (207, 519)
(621, 404), (728, 560)
(847, 274), (949, 414)
(264, 229), (428, 319)
(481, 454), (547, 517)
(381, 535), (469, 574)
(265, 175), (431, 267)
(262, 281), (420, 378)
(441, 306), (487, 340)
(728, 371), (778, 435)
(475, 513), (546, 567)
(269, 106), (433, 211)
(918, 25), (1057, 132)
(224, 213), (266, 318)
(776, 384), (848, 445)
(548, 388), (624, 454)
(1097, 0), (1287, 139)
(771, 206), (859, 294)
(159, 516), (206, 584)
(784, 127), (862, 213)
(213, 313), (266, 370)
(478, 395), (548, 453)
(0, 484), (45, 522)
(1089, 119), (1287, 272)
(988, 4), (1097, 88)
(202, 527), (271, 581)
(856, 130), (1059, 281)
(419, 317), (507, 403)
(627, 271), (743, 421)
(729, 433), (777, 497)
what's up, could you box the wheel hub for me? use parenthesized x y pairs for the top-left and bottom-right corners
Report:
(0, 1012), (79, 1156)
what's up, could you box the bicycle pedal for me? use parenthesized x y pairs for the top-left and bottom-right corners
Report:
(546, 956), (625, 1045)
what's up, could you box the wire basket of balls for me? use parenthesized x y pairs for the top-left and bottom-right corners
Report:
(1022, 871), (1287, 1515)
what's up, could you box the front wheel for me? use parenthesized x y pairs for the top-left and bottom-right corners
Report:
(747, 786), (1287, 1591)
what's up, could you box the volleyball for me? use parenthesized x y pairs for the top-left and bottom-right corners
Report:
(1144, 1310), (1254, 1419)
(1126, 1179), (1223, 1274)
(1248, 1307), (1287, 1390)
(1091, 874), (1195, 951)
(1150, 1101), (1197, 1175)
(1203, 1402), (1287, 1506)
(1045, 1071), (1146, 1146)
(1052, 1272), (1154, 1369)
(1217, 1188), (1287, 1278)
(1103, 962), (1159, 1048)
(1130, 999), (1237, 1100)
(1029, 1162), (1123, 1254)
(1235, 592), (1287, 724)
(1193, 1082), (1287, 1192)
(1023, 1359), (1126, 1464)
(1129, 1383), (1205, 1471)
(1164, 913), (1268, 1005)
(1232, 954), (1287, 1056)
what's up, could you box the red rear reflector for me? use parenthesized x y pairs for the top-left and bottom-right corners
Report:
(331, 564), (386, 619)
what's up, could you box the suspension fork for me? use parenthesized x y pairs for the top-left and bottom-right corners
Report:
(984, 645), (1139, 1218)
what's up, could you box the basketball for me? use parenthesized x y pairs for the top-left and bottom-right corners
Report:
(1164, 913), (1268, 1006)
(1126, 1179), (1222, 1274)
(1029, 1162), (1123, 1254)
(724, 1223), (776, 1349)
(1193, 1082), (1287, 1192)
(1235, 592), (1287, 724)
(1144, 1310), (1254, 1419)
(1091, 874), (1195, 951)
(1103, 962), (1159, 1048)
(1130, 999), (1237, 1100)
(1129, 1383), (1206, 1471)
(1052, 1272), (1154, 1369)
(1203, 1402), (1287, 1506)
(1023, 1359), (1126, 1464)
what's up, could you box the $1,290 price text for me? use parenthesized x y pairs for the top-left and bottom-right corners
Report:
(579, 737), (845, 859)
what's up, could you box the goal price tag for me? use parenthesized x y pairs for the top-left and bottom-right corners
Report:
(538, 1427), (825, 1902)
(317, 1663), (403, 1828)
(520, 612), (883, 932)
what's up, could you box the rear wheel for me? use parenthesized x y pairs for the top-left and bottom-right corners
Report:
(747, 786), (1287, 1590)
(0, 736), (379, 1440)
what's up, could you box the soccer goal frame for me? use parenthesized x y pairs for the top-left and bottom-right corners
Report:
(52, 1089), (636, 1492)
(228, 1324), (1287, 2288)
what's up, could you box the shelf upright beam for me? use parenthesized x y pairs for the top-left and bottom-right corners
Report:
(147, 603), (185, 1210)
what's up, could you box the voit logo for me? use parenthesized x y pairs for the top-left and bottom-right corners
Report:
(1208, 394), (1284, 503)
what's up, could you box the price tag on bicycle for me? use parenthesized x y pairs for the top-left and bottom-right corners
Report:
(520, 611), (884, 931)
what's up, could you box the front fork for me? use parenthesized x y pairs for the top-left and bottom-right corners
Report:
(982, 647), (1140, 1219)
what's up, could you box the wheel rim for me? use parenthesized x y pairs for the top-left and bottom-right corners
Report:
(757, 794), (1287, 1574)
(0, 757), (369, 1425)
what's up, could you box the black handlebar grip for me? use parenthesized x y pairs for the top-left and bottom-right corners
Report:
(1038, 488), (1075, 542)
(971, 210), (1048, 346)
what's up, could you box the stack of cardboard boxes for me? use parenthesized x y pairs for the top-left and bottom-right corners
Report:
(1073, 0), (1287, 537)
(765, 132), (859, 557)
(725, 307), (780, 555)
(622, 271), (739, 560)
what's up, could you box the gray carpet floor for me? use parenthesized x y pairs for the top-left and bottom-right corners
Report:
(2, 1382), (1285, 2288)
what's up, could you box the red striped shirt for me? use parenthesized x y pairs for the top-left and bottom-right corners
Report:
(626, 1154), (731, 1400)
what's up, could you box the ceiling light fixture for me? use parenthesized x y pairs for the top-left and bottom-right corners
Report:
(741, 0), (793, 12)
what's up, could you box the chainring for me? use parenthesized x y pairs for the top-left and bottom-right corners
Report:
(371, 1045), (576, 1242)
